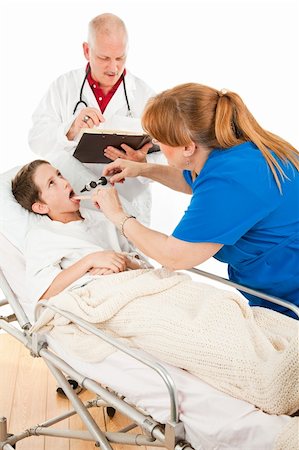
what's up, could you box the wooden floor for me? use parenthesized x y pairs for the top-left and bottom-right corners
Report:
(0, 333), (161, 450)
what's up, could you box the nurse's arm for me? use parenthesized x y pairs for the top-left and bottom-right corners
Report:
(103, 160), (192, 194)
(125, 219), (221, 269)
(117, 213), (222, 269)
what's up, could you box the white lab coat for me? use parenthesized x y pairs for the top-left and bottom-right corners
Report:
(28, 67), (164, 225)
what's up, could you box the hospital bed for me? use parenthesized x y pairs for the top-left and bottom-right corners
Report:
(0, 161), (298, 450)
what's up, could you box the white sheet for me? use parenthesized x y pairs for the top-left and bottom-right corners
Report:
(47, 335), (290, 450)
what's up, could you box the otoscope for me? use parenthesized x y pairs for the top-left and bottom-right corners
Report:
(73, 176), (111, 201)
(80, 176), (110, 192)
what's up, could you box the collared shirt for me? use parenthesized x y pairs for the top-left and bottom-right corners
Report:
(86, 64), (126, 113)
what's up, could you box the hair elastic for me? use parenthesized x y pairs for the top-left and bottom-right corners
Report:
(218, 88), (228, 97)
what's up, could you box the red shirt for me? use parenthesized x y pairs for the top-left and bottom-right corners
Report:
(86, 65), (126, 113)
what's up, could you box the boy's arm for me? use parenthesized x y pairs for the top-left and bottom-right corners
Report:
(39, 251), (128, 300)
(40, 254), (91, 300)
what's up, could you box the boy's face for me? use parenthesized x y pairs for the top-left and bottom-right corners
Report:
(32, 163), (81, 220)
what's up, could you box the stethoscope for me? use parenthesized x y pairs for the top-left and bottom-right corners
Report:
(73, 66), (132, 117)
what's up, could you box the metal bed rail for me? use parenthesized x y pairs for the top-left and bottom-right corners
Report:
(187, 267), (299, 319)
(0, 269), (30, 329)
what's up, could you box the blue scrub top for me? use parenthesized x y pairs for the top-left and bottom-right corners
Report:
(172, 142), (299, 318)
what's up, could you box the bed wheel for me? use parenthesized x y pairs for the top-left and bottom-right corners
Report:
(106, 406), (116, 418)
(56, 378), (82, 397)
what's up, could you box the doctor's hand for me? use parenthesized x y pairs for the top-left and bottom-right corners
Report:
(66, 107), (105, 141)
(104, 142), (153, 163)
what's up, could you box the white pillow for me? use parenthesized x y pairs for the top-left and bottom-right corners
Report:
(0, 165), (46, 252)
(0, 152), (97, 252)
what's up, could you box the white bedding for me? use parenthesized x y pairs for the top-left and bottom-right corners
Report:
(47, 335), (291, 450)
(0, 232), (295, 450)
(32, 268), (298, 416)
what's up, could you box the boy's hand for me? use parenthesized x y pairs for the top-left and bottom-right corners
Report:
(88, 268), (114, 276)
(87, 251), (127, 273)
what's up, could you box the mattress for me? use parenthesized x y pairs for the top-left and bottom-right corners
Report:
(47, 335), (290, 450)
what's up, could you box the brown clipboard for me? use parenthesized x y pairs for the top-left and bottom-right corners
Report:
(73, 129), (160, 164)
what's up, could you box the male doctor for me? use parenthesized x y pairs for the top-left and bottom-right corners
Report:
(28, 13), (161, 225)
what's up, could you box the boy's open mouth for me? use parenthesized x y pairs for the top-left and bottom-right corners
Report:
(69, 190), (80, 203)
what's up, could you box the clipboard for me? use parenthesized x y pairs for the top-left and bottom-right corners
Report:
(73, 128), (160, 164)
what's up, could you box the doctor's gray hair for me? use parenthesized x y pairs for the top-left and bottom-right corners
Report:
(88, 13), (128, 47)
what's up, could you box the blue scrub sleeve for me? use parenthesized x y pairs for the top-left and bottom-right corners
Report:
(172, 173), (276, 245)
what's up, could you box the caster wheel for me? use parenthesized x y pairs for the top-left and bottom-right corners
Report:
(56, 378), (82, 397)
(106, 407), (116, 418)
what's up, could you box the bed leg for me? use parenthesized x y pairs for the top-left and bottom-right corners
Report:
(0, 418), (8, 442)
(45, 361), (113, 450)
(0, 418), (15, 449)
(165, 422), (185, 450)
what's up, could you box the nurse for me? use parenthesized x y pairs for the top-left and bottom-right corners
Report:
(92, 83), (299, 318)
(28, 13), (161, 226)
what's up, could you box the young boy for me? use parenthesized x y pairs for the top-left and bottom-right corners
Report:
(12, 159), (150, 304)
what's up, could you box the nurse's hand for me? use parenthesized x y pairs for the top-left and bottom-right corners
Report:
(102, 158), (146, 184)
(66, 107), (105, 141)
(92, 186), (125, 226)
(104, 142), (153, 163)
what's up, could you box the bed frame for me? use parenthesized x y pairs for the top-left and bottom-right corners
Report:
(0, 267), (298, 450)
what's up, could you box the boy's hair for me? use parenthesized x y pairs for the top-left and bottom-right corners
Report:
(12, 160), (50, 212)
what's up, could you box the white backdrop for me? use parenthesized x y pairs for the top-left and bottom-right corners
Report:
(1, 0), (298, 276)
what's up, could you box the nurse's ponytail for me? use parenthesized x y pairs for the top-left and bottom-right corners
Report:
(142, 83), (299, 192)
(215, 89), (299, 191)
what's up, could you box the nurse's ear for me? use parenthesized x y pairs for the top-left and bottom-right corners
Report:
(183, 142), (196, 158)
(32, 201), (49, 215)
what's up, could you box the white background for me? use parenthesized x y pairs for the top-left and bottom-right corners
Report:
(1, 0), (298, 276)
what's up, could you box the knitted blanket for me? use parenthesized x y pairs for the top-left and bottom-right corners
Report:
(31, 268), (299, 416)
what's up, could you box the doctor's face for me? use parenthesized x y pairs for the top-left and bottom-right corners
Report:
(83, 31), (127, 92)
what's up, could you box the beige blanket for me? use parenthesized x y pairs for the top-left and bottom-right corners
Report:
(31, 268), (299, 416)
